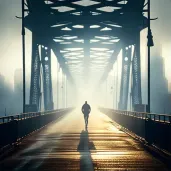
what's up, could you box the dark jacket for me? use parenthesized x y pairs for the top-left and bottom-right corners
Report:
(82, 104), (91, 115)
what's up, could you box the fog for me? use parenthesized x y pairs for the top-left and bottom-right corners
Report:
(0, 0), (171, 115)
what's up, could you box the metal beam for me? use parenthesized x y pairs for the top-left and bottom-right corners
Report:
(100, 41), (122, 83)
(29, 34), (41, 111)
(41, 46), (54, 110)
(51, 41), (74, 84)
(132, 32), (142, 109)
(118, 46), (132, 110)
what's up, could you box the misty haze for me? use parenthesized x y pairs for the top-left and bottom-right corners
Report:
(0, 0), (171, 115)
(0, 1), (171, 170)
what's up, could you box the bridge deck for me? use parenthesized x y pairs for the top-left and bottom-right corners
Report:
(0, 109), (168, 171)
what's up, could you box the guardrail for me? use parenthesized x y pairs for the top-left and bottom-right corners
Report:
(0, 109), (66, 124)
(0, 108), (73, 150)
(113, 110), (171, 123)
(99, 108), (171, 154)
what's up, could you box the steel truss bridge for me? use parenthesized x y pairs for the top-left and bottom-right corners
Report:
(23, 0), (149, 112)
(1, 1), (171, 170)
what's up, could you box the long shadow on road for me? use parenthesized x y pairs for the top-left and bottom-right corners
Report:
(77, 130), (96, 171)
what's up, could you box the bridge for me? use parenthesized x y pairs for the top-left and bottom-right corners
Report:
(0, 0), (171, 170)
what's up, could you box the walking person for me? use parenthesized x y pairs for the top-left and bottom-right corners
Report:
(81, 101), (91, 129)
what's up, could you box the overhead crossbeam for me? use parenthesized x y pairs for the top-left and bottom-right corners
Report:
(100, 41), (122, 83)
(51, 41), (74, 84)
(26, 0), (147, 107)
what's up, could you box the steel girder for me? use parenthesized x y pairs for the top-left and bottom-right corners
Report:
(118, 31), (142, 110)
(132, 33), (142, 108)
(29, 35), (41, 111)
(100, 41), (122, 83)
(25, 0), (147, 84)
(25, 0), (74, 84)
(25, 0), (146, 107)
(119, 46), (132, 110)
(41, 46), (54, 111)
(51, 41), (74, 84)
(84, 20), (90, 83)
(29, 34), (54, 111)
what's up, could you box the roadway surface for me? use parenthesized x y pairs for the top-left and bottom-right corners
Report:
(0, 109), (168, 171)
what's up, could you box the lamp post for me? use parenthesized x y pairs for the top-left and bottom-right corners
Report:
(147, 0), (154, 113)
(22, 0), (26, 113)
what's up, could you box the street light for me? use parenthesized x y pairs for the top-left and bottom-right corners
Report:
(22, 0), (26, 113)
(147, 0), (154, 113)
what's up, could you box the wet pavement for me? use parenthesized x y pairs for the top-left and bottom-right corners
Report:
(0, 109), (168, 171)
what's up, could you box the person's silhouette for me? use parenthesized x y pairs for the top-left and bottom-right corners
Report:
(81, 101), (91, 129)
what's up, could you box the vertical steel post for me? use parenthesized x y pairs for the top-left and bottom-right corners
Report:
(41, 46), (53, 110)
(5, 108), (6, 116)
(29, 39), (41, 111)
(57, 62), (59, 109)
(132, 32), (142, 109)
(62, 71), (64, 108)
(106, 79), (107, 107)
(64, 73), (65, 108)
(66, 76), (67, 108)
(130, 59), (133, 111)
(119, 46), (132, 110)
(147, 0), (151, 113)
(22, 0), (26, 113)
(116, 57), (118, 110)
(63, 74), (65, 108)
(113, 67), (115, 109)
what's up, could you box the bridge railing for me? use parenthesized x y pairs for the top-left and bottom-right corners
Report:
(0, 109), (65, 124)
(0, 108), (73, 150)
(100, 108), (171, 154)
(114, 110), (171, 123)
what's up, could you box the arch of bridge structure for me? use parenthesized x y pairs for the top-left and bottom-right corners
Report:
(23, 0), (147, 112)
